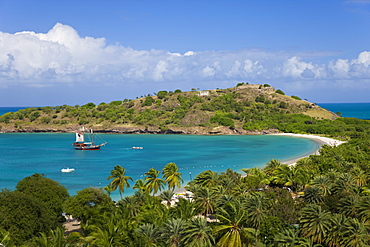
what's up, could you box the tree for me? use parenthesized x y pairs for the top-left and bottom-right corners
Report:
(214, 201), (257, 247)
(264, 159), (283, 175)
(32, 227), (67, 247)
(63, 187), (113, 225)
(161, 218), (186, 247)
(193, 170), (220, 187)
(0, 190), (53, 246)
(107, 165), (133, 199)
(303, 187), (324, 204)
(162, 162), (184, 191)
(276, 89), (285, 95)
(84, 213), (126, 246)
(195, 187), (216, 216)
(244, 193), (267, 230)
(16, 173), (69, 224)
(311, 175), (332, 196)
(145, 168), (166, 195)
(183, 217), (215, 247)
(135, 223), (161, 247)
(160, 190), (175, 208)
(133, 179), (149, 193)
(340, 218), (369, 247)
(273, 228), (301, 247)
(299, 204), (331, 244)
(170, 197), (199, 220)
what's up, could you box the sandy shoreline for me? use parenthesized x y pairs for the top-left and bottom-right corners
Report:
(269, 133), (346, 165)
(171, 133), (346, 195)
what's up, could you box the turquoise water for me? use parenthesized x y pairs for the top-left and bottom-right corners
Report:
(318, 103), (370, 120)
(0, 133), (319, 200)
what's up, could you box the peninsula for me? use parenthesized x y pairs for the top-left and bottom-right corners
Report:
(0, 83), (339, 135)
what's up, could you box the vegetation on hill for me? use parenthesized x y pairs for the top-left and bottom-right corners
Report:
(0, 83), (338, 135)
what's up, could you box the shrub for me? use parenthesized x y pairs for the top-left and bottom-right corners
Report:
(276, 89), (285, 95)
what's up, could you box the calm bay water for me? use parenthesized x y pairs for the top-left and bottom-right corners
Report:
(0, 133), (319, 200)
(1, 103), (369, 200)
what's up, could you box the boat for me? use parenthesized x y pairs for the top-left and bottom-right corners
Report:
(61, 168), (75, 173)
(132, 146), (143, 149)
(72, 127), (107, 150)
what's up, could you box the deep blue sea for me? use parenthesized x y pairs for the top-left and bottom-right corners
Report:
(318, 103), (370, 120)
(1, 103), (369, 200)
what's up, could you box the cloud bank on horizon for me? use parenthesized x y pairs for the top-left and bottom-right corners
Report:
(1, 23), (370, 102)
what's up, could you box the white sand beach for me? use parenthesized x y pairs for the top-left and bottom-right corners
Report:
(270, 133), (346, 165)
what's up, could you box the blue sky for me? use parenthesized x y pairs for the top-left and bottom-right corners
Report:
(0, 0), (370, 106)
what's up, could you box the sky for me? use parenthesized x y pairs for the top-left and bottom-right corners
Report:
(0, 0), (370, 106)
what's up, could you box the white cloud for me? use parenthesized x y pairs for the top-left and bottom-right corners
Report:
(1, 23), (370, 90)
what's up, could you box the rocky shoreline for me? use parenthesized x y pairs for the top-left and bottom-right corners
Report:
(0, 125), (280, 135)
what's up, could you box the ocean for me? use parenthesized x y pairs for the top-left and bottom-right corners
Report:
(317, 103), (370, 120)
(0, 103), (369, 200)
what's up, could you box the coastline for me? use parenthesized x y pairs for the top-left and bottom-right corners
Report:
(269, 133), (346, 166)
(171, 133), (346, 197)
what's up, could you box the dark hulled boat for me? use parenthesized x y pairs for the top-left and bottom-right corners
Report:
(72, 127), (107, 150)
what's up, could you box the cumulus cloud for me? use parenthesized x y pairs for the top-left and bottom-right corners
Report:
(1, 23), (370, 89)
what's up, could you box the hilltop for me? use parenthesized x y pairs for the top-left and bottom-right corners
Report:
(0, 83), (338, 134)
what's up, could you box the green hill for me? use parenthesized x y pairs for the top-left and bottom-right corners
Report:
(0, 83), (339, 135)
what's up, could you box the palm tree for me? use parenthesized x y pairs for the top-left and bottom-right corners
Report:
(351, 166), (368, 187)
(311, 175), (332, 196)
(107, 165), (133, 199)
(242, 167), (271, 189)
(340, 218), (369, 247)
(303, 187), (324, 204)
(325, 213), (346, 247)
(145, 168), (165, 195)
(135, 223), (161, 247)
(183, 216), (215, 247)
(195, 187), (216, 216)
(103, 184), (113, 195)
(331, 173), (358, 196)
(338, 195), (358, 218)
(0, 228), (11, 247)
(133, 179), (149, 193)
(162, 162), (184, 191)
(263, 159), (283, 176)
(272, 164), (293, 188)
(356, 195), (370, 224)
(32, 227), (73, 247)
(118, 195), (141, 218)
(161, 218), (186, 247)
(172, 197), (199, 220)
(159, 190), (175, 208)
(299, 204), (331, 244)
(214, 201), (257, 247)
(244, 192), (267, 230)
(193, 170), (220, 187)
(84, 213), (126, 246)
(273, 228), (301, 247)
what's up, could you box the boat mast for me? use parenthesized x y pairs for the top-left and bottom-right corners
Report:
(91, 129), (95, 145)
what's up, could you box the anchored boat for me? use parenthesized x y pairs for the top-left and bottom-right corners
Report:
(61, 167), (75, 173)
(72, 127), (107, 150)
